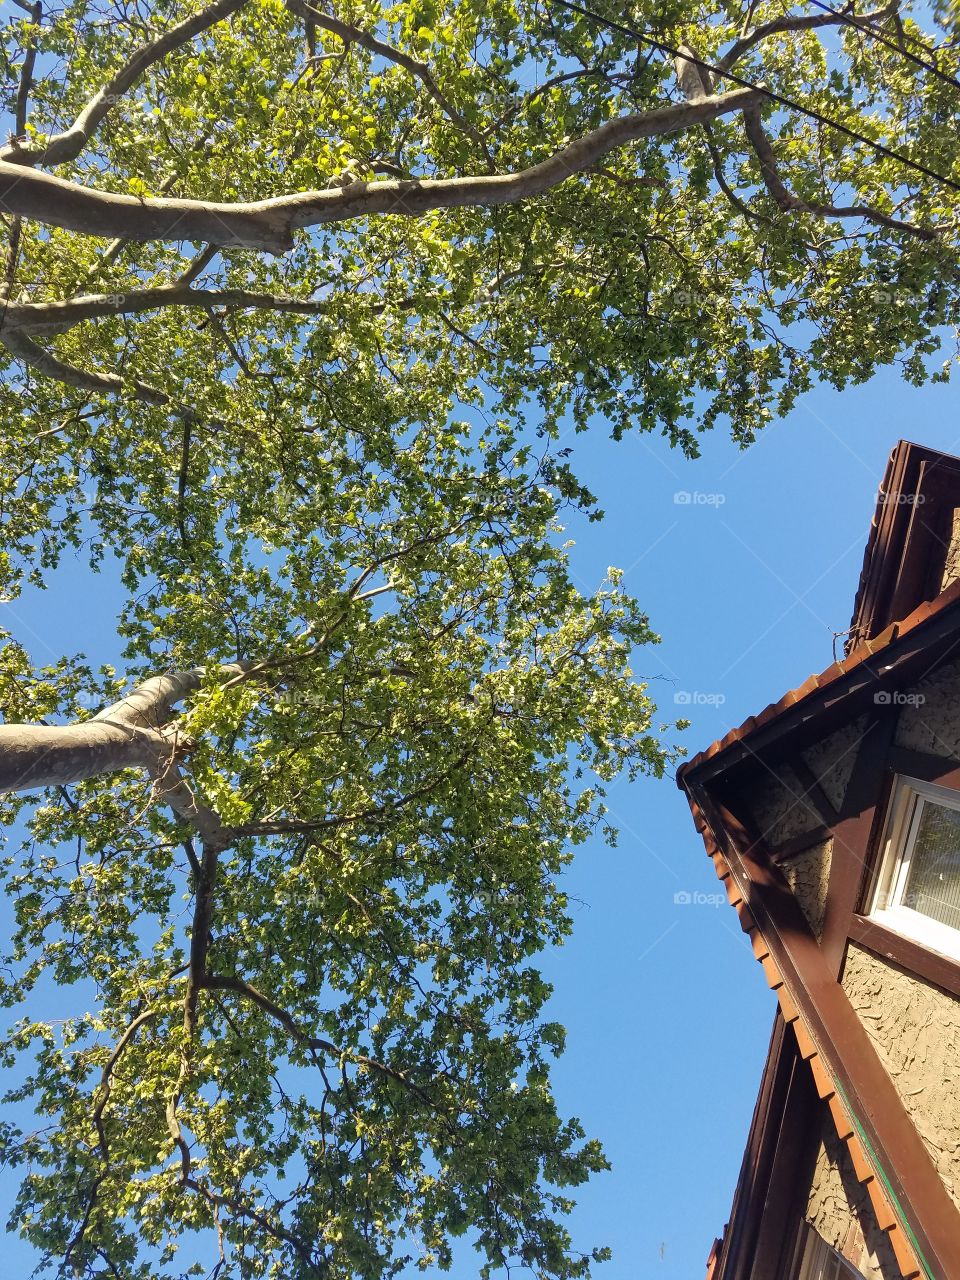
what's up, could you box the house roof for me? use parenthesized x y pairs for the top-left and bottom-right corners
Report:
(677, 574), (960, 782)
(678, 439), (960, 784)
(846, 440), (960, 655)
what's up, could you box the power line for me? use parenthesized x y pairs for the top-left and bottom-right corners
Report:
(806, 0), (960, 93)
(551, 0), (960, 195)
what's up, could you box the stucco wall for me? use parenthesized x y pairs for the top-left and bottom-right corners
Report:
(800, 716), (869, 812)
(781, 839), (833, 938)
(894, 653), (960, 761)
(805, 1116), (900, 1279)
(748, 765), (821, 848)
(842, 943), (960, 1209)
(746, 714), (869, 852)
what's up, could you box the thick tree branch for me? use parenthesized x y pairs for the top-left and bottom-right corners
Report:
(0, 664), (245, 798)
(0, 717), (168, 794)
(2, 0), (249, 167)
(151, 757), (231, 849)
(0, 284), (334, 336)
(0, 326), (171, 404)
(93, 666), (244, 729)
(743, 107), (936, 240)
(0, 87), (764, 251)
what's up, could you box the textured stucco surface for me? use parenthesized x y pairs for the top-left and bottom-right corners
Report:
(800, 716), (869, 812)
(806, 1118), (900, 1279)
(781, 839), (833, 937)
(842, 943), (960, 1208)
(894, 653), (960, 761)
(748, 764), (821, 848)
(942, 508), (960, 591)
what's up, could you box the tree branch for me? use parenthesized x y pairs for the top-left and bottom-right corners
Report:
(0, 326), (171, 404)
(287, 0), (491, 157)
(201, 973), (439, 1107)
(2, 0), (249, 167)
(718, 2), (899, 72)
(166, 831), (222, 1184)
(0, 87), (764, 251)
(13, 1), (41, 138)
(91, 1007), (159, 1155)
(0, 283), (334, 336)
(150, 756), (231, 850)
(743, 106), (936, 240)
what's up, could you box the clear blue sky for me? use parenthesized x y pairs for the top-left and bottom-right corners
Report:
(3, 367), (959, 1276)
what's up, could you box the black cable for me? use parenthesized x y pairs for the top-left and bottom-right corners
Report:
(551, 0), (960, 195)
(806, 0), (960, 92)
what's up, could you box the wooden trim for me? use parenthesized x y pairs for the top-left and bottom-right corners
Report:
(791, 755), (840, 824)
(692, 780), (960, 1280)
(885, 747), (960, 791)
(769, 826), (833, 865)
(713, 1015), (818, 1280)
(748, 1041), (819, 1279)
(848, 915), (960, 1001)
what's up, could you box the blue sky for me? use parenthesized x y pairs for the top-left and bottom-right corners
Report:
(2, 364), (959, 1277)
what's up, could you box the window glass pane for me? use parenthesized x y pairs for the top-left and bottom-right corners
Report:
(903, 798), (960, 931)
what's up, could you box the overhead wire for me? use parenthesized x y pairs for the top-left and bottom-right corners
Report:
(551, 0), (960, 194)
(805, 0), (960, 93)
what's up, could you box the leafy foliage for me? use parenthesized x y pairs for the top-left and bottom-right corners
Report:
(0, 0), (957, 1275)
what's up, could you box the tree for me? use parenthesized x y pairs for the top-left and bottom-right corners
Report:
(0, 439), (672, 1278)
(0, 0), (958, 1275)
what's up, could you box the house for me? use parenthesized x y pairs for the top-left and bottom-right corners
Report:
(677, 441), (960, 1280)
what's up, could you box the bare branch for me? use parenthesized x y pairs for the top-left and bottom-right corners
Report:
(287, 0), (491, 157)
(201, 973), (439, 1106)
(176, 242), (219, 287)
(701, 121), (771, 224)
(91, 1007), (159, 1154)
(3, 0), (249, 167)
(0, 87), (765, 251)
(14, 1), (41, 137)
(743, 107), (936, 240)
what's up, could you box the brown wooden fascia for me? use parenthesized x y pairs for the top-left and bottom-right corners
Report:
(683, 784), (960, 1280)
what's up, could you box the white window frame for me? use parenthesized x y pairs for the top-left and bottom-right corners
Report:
(868, 773), (960, 961)
(792, 1224), (864, 1280)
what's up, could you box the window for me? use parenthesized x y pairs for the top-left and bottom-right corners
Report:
(869, 775), (960, 959)
(792, 1224), (865, 1280)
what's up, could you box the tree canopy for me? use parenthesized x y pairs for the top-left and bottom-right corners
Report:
(0, 0), (959, 1276)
